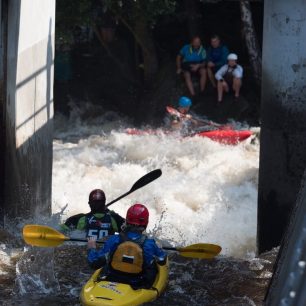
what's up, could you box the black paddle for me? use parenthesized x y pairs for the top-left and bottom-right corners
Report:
(105, 169), (162, 207)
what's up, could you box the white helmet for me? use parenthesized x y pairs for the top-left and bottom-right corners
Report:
(227, 53), (238, 61)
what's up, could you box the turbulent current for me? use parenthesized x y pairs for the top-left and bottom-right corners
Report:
(0, 103), (275, 305)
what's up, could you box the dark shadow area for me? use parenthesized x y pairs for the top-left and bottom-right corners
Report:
(54, 1), (263, 125)
(0, 0), (8, 224)
(4, 122), (53, 218)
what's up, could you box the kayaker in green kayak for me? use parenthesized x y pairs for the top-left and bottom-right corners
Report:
(87, 203), (167, 289)
(61, 189), (125, 239)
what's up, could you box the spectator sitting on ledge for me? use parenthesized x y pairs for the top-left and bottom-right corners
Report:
(215, 53), (243, 103)
(176, 36), (207, 96)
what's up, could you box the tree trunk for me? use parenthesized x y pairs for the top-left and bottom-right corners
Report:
(184, 0), (201, 38)
(240, 0), (262, 85)
(134, 14), (159, 86)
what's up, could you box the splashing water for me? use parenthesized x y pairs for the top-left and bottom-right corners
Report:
(1, 103), (270, 306)
(52, 103), (259, 258)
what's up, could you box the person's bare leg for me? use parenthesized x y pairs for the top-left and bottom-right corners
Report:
(217, 81), (228, 102)
(184, 71), (195, 96)
(199, 68), (207, 92)
(207, 67), (216, 87)
(233, 78), (242, 98)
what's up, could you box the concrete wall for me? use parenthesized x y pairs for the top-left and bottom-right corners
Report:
(264, 169), (306, 305)
(258, 0), (306, 253)
(3, 0), (55, 219)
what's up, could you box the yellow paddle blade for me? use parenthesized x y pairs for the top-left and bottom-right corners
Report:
(23, 224), (68, 247)
(177, 243), (222, 259)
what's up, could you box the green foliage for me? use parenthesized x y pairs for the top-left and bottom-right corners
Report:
(102, 0), (177, 27)
(55, 0), (177, 46)
(56, 0), (92, 45)
(56, 0), (92, 28)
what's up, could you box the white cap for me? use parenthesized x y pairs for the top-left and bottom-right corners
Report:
(227, 53), (238, 60)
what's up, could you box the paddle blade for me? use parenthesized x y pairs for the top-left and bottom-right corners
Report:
(130, 169), (162, 192)
(177, 243), (222, 259)
(23, 225), (68, 247)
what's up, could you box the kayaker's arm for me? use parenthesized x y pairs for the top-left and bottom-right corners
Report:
(76, 215), (87, 230)
(109, 210), (125, 232)
(60, 213), (86, 233)
(149, 239), (168, 266)
(189, 116), (203, 127)
(87, 235), (118, 269)
(88, 253), (108, 270)
(62, 213), (86, 231)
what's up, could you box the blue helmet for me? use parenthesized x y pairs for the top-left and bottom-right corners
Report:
(178, 96), (192, 108)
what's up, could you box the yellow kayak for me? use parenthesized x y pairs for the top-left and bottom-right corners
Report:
(80, 261), (169, 306)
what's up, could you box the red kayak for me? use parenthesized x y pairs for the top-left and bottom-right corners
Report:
(125, 128), (252, 145)
(192, 129), (252, 144)
(125, 105), (252, 145)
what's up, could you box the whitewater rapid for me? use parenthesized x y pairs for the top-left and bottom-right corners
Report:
(52, 103), (259, 258)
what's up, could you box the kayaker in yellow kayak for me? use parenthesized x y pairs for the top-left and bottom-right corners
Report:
(87, 203), (167, 289)
(61, 189), (125, 239)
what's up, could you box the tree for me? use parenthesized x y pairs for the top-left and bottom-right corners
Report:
(184, 0), (202, 38)
(239, 0), (262, 85)
(102, 0), (176, 85)
(56, 0), (92, 46)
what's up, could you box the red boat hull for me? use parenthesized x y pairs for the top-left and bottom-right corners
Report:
(126, 128), (252, 145)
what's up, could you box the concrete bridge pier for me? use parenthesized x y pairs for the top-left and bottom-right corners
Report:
(0, 0), (55, 220)
(258, 0), (306, 254)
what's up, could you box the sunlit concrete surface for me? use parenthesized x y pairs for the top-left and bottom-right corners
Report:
(3, 0), (55, 218)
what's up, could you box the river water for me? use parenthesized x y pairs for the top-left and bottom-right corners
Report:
(0, 103), (276, 305)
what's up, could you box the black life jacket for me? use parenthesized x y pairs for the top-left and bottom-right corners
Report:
(224, 65), (237, 83)
(85, 212), (116, 239)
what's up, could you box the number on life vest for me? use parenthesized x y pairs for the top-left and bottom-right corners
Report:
(88, 229), (109, 239)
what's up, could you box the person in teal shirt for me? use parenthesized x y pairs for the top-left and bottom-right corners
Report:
(176, 36), (207, 96)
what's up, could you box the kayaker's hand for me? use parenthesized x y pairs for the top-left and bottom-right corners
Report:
(185, 114), (192, 119)
(87, 237), (97, 249)
(156, 256), (167, 266)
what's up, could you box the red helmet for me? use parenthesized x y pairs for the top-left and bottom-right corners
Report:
(88, 189), (106, 204)
(126, 204), (149, 227)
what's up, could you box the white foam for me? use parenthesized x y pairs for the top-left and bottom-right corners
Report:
(52, 105), (259, 258)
